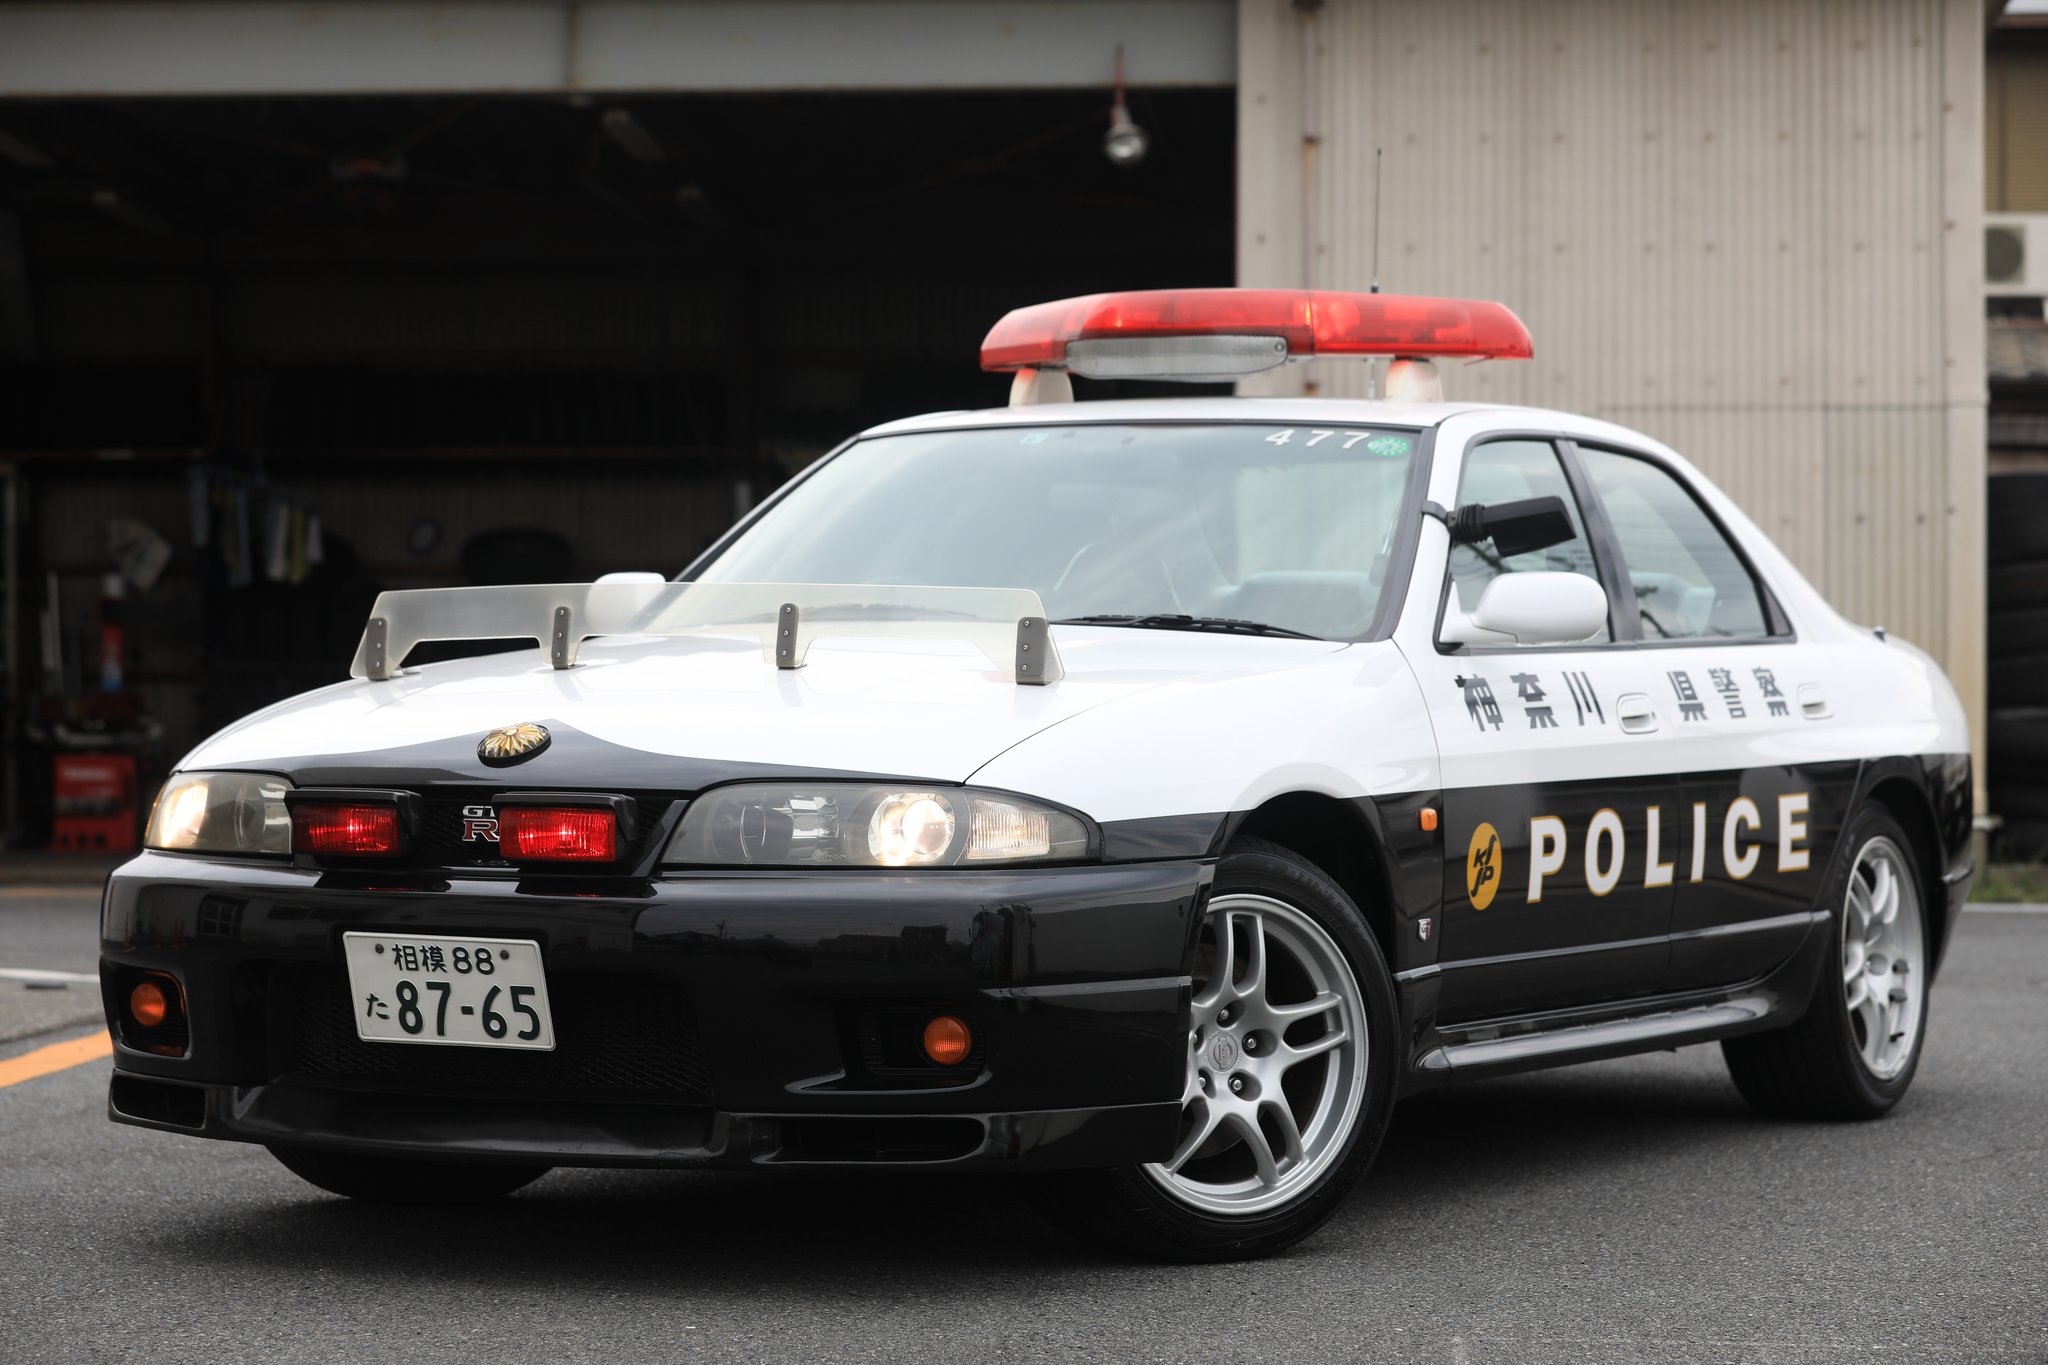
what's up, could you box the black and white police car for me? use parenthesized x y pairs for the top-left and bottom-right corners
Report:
(103, 289), (1973, 1261)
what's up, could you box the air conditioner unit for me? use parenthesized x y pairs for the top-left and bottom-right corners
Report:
(1987, 215), (2048, 296)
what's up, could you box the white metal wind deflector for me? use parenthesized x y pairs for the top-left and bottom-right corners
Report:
(348, 581), (1066, 685)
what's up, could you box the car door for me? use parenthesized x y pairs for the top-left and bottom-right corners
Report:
(1402, 435), (1681, 1024)
(1570, 443), (1858, 990)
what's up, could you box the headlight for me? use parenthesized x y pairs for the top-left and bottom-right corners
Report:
(665, 784), (1092, 868)
(144, 772), (293, 856)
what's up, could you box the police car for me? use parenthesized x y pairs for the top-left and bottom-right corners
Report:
(102, 289), (1973, 1261)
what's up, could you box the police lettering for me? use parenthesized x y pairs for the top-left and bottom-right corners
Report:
(1517, 792), (1811, 903)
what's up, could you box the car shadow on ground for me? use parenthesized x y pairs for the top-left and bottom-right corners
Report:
(150, 1056), (1780, 1293)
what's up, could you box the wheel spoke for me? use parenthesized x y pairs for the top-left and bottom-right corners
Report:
(1842, 938), (1867, 986)
(1873, 860), (1898, 927)
(1846, 879), (1872, 933)
(1280, 1026), (1348, 1070)
(1266, 989), (1342, 1024)
(1179, 1033), (1204, 1104)
(1856, 994), (1886, 1058)
(1225, 1109), (1281, 1186)
(1262, 1099), (1305, 1166)
(1238, 916), (1268, 1007)
(1164, 1099), (1226, 1174)
(1845, 973), (1868, 1011)
(1191, 914), (1239, 1012)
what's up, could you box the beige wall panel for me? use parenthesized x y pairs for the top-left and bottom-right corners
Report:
(1240, 0), (1986, 803)
(1823, 407), (1949, 648)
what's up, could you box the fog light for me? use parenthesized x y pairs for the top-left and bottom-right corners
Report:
(129, 979), (168, 1029)
(922, 1014), (973, 1066)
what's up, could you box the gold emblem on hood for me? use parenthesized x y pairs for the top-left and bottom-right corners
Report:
(479, 723), (551, 766)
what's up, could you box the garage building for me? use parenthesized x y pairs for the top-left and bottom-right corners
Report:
(0, 0), (1994, 847)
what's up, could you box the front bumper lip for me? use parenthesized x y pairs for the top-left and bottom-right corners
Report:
(107, 1074), (1180, 1171)
(101, 850), (1209, 1170)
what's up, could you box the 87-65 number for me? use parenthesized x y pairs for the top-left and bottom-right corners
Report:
(393, 980), (542, 1040)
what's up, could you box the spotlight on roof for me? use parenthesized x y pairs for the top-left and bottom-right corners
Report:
(600, 107), (666, 164)
(1102, 44), (1148, 168)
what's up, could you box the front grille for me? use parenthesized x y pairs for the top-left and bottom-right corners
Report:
(274, 965), (712, 1103)
(414, 798), (510, 868)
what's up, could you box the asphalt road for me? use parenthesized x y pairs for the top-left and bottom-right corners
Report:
(2, 892), (2043, 1364)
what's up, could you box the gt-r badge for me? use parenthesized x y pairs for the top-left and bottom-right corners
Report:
(478, 722), (550, 766)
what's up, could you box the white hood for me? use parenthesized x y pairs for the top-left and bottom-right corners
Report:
(183, 629), (1350, 782)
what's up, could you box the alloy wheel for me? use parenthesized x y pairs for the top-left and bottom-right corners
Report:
(1143, 893), (1368, 1216)
(1841, 835), (1926, 1081)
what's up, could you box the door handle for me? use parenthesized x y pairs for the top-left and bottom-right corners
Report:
(1616, 692), (1660, 734)
(1798, 683), (1831, 720)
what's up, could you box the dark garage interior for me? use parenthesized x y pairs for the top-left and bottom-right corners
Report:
(0, 87), (1235, 848)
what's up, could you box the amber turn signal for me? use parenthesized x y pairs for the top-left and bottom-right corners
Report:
(922, 1014), (973, 1067)
(1420, 806), (1439, 832)
(128, 979), (169, 1029)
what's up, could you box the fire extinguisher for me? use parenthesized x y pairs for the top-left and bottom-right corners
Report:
(99, 573), (125, 693)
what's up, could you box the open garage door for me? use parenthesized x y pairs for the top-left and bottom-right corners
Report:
(0, 79), (1234, 845)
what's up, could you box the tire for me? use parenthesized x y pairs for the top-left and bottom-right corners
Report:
(268, 1145), (551, 1203)
(1033, 837), (1398, 1261)
(1989, 475), (2048, 566)
(1987, 783), (2048, 821)
(1989, 652), (2048, 710)
(1721, 807), (1931, 1120)
(1988, 607), (2048, 661)
(1989, 559), (2048, 612)
(1988, 707), (2048, 772)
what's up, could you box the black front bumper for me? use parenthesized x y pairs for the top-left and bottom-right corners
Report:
(101, 851), (1209, 1171)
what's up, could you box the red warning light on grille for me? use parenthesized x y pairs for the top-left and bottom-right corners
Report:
(291, 802), (402, 857)
(497, 806), (618, 862)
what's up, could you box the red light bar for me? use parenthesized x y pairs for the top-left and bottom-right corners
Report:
(979, 288), (1533, 374)
(498, 806), (618, 862)
(292, 803), (402, 858)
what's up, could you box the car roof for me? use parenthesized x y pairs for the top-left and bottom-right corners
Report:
(860, 396), (1600, 438)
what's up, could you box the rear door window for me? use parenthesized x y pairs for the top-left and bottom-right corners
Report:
(1575, 446), (1771, 641)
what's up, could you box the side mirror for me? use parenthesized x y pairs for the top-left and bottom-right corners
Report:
(1445, 571), (1608, 646)
(1450, 495), (1578, 558)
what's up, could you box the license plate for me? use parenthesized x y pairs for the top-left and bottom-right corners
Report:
(341, 932), (555, 1051)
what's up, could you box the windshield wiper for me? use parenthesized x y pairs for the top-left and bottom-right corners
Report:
(1053, 614), (1325, 641)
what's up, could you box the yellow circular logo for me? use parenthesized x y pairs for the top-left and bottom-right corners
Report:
(478, 722), (550, 766)
(1466, 821), (1502, 910)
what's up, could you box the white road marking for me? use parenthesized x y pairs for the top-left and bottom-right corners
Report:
(0, 968), (97, 984)
(1965, 903), (2048, 914)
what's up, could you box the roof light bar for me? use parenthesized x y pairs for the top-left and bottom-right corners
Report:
(979, 288), (1533, 382)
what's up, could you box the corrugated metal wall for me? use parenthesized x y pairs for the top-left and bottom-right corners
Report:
(1239, 0), (1987, 801)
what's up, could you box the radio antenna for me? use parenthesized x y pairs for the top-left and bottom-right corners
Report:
(1370, 146), (1383, 293)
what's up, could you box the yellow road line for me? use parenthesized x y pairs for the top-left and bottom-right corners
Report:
(0, 1030), (112, 1089)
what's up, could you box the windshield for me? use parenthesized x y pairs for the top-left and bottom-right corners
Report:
(692, 423), (1422, 640)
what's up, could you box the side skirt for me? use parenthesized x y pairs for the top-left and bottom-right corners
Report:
(1393, 911), (1831, 1094)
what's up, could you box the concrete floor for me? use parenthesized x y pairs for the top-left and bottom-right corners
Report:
(2, 892), (2044, 1363)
